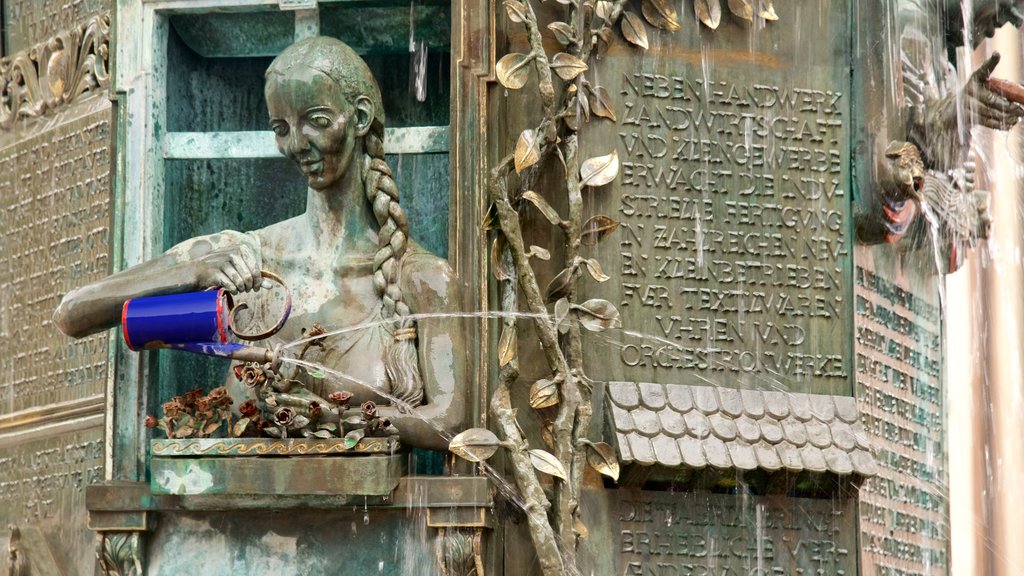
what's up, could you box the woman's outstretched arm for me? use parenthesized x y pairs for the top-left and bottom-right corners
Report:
(54, 230), (262, 338)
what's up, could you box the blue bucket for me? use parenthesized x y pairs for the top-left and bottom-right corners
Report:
(122, 289), (231, 351)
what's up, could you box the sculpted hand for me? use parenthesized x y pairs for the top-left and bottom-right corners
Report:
(192, 233), (262, 294)
(966, 53), (1024, 130)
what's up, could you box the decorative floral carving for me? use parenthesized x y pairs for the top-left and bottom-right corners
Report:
(97, 532), (142, 576)
(0, 15), (110, 131)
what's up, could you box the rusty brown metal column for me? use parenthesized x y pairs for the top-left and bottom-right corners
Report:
(984, 25), (1024, 576)
(947, 235), (986, 574)
(951, 23), (1024, 576)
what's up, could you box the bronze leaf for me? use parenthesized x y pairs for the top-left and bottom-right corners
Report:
(529, 377), (561, 409)
(585, 441), (621, 481)
(580, 149), (620, 187)
(514, 128), (541, 174)
(590, 85), (618, 122)
(580, 214), (620, 246)
(544, 266), (575, 303)
(547, 22), (576, 46)
(575, 299), (622, 332)
(620, 11), (650, 50)
(550, 52), (589, 81)
(498, 324), (517, 366)
(496, 52), (532, 89)
(641, 0), (681, 31)
(695, 0), (722, 29)
(449, 428), (502, 462)
(527, 245), (552, 260)
(759, 0), (779, 20)
(523, 191), (563, 225)
(503, 0), (527, 23)
(481, 202), (500, 230)
(491, 235), (515, 281)
(529, 448), (568, 480)
(728, 0), (755, 21)
(583, 258), (610, 282)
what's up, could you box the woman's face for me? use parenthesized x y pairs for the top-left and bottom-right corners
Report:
(265, 69), (371, 191)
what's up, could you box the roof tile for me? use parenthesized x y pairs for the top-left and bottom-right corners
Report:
(799, 445), (827, 473)
(810, 395), (836, 422)
(632, 408), (663, 437)
(658, 409), (687, 438)
(666, 384), (694, 412)
(684, 410), (711, 439)
(851, 449), (879, 476)
(834, 396), (859, 423)
(805, 420), (833, 449)
(823, 446), (853, 475)
(763, 391), (791, 419)
(728, 440), (758, 471)
(781, 420), (808, 446)
(627, 433), (657, 465)
(759, 417), (784, 444)
(691, 386), (719, 414)
(652, 435), (682, 467)
(789, 393), (813, 421)
(616, 432), (634, 462)
(608, 382), (640, 409)
(736, 416), (762, 443)
(709, 412), (738, 441)
(704, 436), (732, 469)
(754, 441), (783, 471)
(639, 382), (668, 410)
(741, 389), (766, 419)
(718, 388), (744, 418)
(830, 421), (857, 451)
(678, 436), (707, 468)
(610, 404), (635, 433)
(776, 442), (804, 472)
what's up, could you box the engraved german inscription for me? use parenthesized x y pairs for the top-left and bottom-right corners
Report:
(3, 0), (108, 54)
(584, 69), (851, 395)
(854, 260), (946, 576)
(0, 112), (111, 413)
(615, 491), (856, 576)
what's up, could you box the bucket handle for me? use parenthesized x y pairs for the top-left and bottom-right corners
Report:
(227, 270), (292, 341)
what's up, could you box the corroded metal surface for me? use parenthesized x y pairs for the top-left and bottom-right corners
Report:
(151, 436), (400, 457)
(3, 0), (109, 54)
(577, 0), (853, 396)
(150, 453), (407, 496)
(607, 382), (877, 477)
(855, 249), (947, 575)
(0, 109), (111, 414)
(583, 489), (858, 575)
(0, 427), (104, 573)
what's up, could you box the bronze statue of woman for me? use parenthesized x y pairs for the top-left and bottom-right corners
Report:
(53, 37), (466, 451)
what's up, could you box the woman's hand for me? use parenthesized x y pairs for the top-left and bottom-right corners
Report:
(965, 53), (1024, 131)
(188, 232), (263, 294)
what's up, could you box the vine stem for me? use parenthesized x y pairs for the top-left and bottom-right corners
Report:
(490, 243), (564, 576)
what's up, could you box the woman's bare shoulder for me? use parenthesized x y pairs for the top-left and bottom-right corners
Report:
(400, 243), (459, 308)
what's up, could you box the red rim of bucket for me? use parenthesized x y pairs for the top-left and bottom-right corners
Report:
(217, 290), (230, 344)
(121, 298), (135, 350)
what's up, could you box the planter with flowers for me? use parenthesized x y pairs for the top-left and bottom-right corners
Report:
(148, 361), (404, 496)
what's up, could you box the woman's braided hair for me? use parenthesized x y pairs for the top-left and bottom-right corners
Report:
(267, 37), (424, 405)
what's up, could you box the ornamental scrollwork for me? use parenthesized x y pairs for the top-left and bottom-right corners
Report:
(0, 14), (111, 131)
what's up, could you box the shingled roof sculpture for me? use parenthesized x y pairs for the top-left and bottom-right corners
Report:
(607, 382), (878, 477)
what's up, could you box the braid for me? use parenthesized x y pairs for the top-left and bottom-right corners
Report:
(364, 126), (425, 406)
